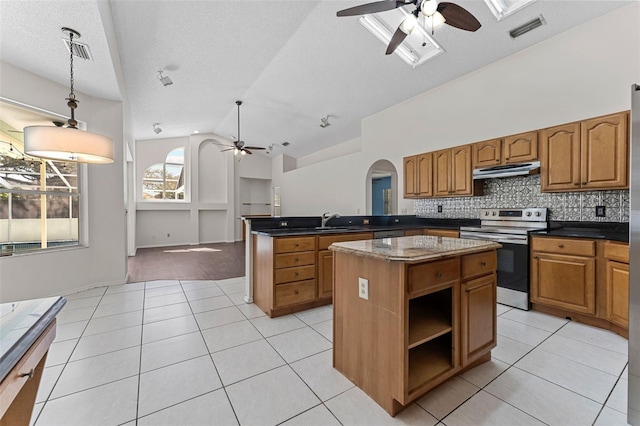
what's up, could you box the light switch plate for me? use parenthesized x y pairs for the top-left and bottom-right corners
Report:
(358, 277), (369, 300)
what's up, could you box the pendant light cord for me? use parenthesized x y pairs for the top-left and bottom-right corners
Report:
(69, 32), (75, 101)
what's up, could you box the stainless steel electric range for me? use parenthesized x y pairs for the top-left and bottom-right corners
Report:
(459, 208), (548, 310)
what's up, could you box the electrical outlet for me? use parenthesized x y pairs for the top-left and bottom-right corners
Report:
(596, 206), (606, 217)
(167, 233), (170, 238)
(437, 205), (443, 213)
(358, 277), (369, 300)
(356, 208), (361, 214)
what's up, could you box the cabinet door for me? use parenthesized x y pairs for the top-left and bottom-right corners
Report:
(581, 112), (629, 190)
(606, 260), (629, 329)
(540, 122), (581, 192)
(403, 156), (417, 197)
(473, 139), (502, 168)
(530, 252), (595, 314)
(503, 131), (538, 164)
(416, 153), (433, 197)
(451, 145), (473, 195)
(433, 149), (451, 197)
(461, 274), (496, 366)
(318, 249), (333, 299)
(425, 229), (459, 238)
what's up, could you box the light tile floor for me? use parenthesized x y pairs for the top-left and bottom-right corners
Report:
(31, 278), (631, 426)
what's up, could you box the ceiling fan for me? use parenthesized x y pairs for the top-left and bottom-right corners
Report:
(215, 101), (265, 156)
(337, 0), (481, 55)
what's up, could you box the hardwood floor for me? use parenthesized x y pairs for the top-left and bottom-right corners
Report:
(127, 241), (245, 283)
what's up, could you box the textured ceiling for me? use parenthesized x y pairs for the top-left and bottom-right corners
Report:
(0, 0), (632, 158)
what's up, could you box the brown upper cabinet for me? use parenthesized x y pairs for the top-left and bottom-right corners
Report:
(434, 145), (480, 197)
(472, 138), (502, 168)
(503, 131), (538, 164)
(473, 131), (538, 169)
(540, 112), (629, 192)
(404, 153), (433, 198)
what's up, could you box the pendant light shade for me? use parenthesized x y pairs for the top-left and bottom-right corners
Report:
(23, 27), (114, 164)
(24, 125), (114, 163)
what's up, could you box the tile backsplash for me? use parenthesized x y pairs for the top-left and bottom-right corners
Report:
(414, 175), (629, 222)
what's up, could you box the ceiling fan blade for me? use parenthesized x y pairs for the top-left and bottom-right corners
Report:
(210, 142), (234, 147)
(337, 0), (406, 17)
(437, 2), (481, 32)
(244, 149), (253, 155)
(221, 148), (235, 152)
(243, 146), (266, 150)
(386, 25), (408, 55)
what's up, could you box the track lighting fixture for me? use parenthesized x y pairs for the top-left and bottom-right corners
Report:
(157, 70), (173, 86)
(320, 116), (331, 128)
(23, 27), (114, 163)
(153, 123), (162, 134)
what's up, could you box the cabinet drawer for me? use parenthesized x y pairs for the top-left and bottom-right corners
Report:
(275, 251), (315, 268)
(531, 237), (595, 256)
(275, 236), (316, 254)
(462, 251), (497, 280)
(275, 265), (316, 284)
(604, 241), (629, 263)
(318, 232), (373, 250)
(426, 229), (460, 238)
(275, 280), (316, 307)
(408, 258), (460, 295)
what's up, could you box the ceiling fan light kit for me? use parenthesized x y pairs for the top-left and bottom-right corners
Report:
(358, 11), (443, 67)
(340, 0), (480, 63)
(23, 27), (114, 164)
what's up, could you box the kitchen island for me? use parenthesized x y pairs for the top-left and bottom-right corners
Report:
(330, 235), (500, 416)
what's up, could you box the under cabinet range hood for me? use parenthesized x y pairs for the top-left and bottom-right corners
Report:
(473, 161), (540, 180)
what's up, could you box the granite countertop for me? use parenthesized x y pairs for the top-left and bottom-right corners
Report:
(0, 296), (67, 382)
(530, 222), (629, 243)
(329, 235), (501, 263)
(252, 224), (438, 237)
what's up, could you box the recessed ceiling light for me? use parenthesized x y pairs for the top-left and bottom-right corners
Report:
(193, 130), (199, 134)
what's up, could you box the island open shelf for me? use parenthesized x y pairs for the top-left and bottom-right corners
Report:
(331, 235), (499, 416)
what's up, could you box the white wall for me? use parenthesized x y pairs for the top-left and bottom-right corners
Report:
(0, 62), (127, 302)
(135, 134), (236, 247)
(273, 3), (640, 217)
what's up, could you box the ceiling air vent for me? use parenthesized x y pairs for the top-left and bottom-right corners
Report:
(62, 39), (92, 60)
(509, 15), (545, 38)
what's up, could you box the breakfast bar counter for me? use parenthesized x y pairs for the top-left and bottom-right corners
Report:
(330, 236), (500, 416)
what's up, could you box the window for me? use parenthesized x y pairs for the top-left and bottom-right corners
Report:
(142, 147), (185, 200)
(1, 100), (82, 256)
(0, 154), (81, 255)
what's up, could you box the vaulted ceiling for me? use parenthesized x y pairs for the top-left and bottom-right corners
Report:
(0, 0), (632, 158)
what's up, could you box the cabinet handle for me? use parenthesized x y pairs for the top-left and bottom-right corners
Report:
(295, 258), (299, 262)
(295, 272), (299, 277)
(465, 288), (471, 293)
(295, 243), (299, 247)
(19, 368), (34, 380)
(435, 272), (442, 278)
(574, 183), (580, 186)
(480, 261), (486, 266)
(558, 244), (564, 248)
(294, 290), (299, 295)
(582, 182), (587, 185)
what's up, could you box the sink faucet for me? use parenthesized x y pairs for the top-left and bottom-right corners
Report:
(321, 212), (340, 228)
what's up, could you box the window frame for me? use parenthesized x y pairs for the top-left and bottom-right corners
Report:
(141, 146), (187, 202)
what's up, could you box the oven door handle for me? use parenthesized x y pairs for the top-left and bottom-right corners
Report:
(460, 232), (528, 245)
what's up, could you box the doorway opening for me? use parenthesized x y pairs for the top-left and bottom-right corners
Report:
(366, 160), (398, 215)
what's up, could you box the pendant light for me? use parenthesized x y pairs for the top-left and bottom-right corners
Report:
(23, 27), (114, 164)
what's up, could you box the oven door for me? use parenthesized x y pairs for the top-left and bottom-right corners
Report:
(460, 232), (530, 309)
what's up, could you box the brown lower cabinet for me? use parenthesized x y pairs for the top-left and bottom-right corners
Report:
(530, 236), (629, 337)
(604, 241), (629, 329)
(334, 248), (497, 416)
(254, 232), (372, 317)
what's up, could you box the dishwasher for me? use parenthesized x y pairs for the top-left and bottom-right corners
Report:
(372, 230), (405, 239)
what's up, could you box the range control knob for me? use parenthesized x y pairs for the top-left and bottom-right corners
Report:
(535, 211), (541, 217)
(492, 211), (497, 216)
(526, 212), (532, 217)
(485, 211), (489, 216)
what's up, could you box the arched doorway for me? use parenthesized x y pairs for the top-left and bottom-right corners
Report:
(365, 160), (398, 215)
